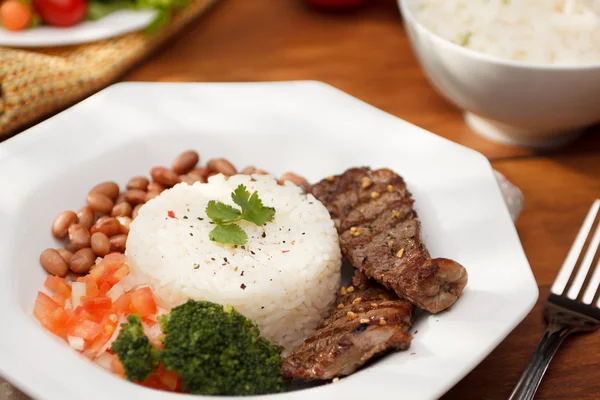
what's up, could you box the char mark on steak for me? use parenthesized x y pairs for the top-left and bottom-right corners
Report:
(311, 167), (468, 313)
(280, 270), (413, 381)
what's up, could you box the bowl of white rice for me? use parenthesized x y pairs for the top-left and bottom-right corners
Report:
(400, 0), (600, 148)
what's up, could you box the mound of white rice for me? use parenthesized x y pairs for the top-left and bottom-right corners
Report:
(126, 174), (342, 353)
(409, 0), (600, 65)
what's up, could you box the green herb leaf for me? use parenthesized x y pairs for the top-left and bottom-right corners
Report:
(209, 224), (248, 245)
(243, 192), (276, 226)
(231, 184), (275, 226)
(231, 184), (251, 209)
(206, 184), (275, 245)
(205, 200), (242, 224)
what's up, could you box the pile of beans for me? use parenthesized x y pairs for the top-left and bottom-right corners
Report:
(40, 150), (308, 277)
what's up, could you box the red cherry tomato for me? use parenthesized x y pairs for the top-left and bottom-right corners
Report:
(305, 0), (365, 8)
(32, 0), (86, 27)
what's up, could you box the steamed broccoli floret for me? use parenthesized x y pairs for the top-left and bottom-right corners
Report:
(111, 314), (159, 382)
(160, 300), (287, 395)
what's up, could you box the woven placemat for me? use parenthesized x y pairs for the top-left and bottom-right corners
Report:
(0, 0), (218, 140)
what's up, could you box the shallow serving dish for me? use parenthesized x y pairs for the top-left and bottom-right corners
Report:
(0, 81), (538, 400)
(399, 0), (600, 148)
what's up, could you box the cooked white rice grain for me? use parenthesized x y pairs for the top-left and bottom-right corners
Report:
(126, 174), (342, 353)
(409, 0), (600, 65)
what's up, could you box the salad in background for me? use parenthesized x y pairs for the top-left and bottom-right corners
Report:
(0, 0), (187, 33)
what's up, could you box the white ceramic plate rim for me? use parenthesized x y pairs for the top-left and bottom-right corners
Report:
(0, 9), (155, 47)
(0, 81), (539, 400)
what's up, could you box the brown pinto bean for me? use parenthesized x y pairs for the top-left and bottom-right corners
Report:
(111, 202), (132, 217)
(124, 189), (146, 205)
(145, 191), (160, 202)
(278, 172), (308, 186)
(56, 249), (73, 265)
(206, 158), (237, 176)
(150, 166), (180, 187)
(241, 166), (269, 176)
(90, 232), (110, 257)
(179, 173), (204, 185)
(52, 211), (78, 239)
(191, 167), (209, 179)
(241, 166), (257, 175)
(40, 248), (69, 277)
(64, 242), (78, 253)
(126, 176), (150, 191)
(77, 207), (95, 230)
(132, 204), (143, 219)
(86, 192), (114, 214)
(89, 181), (119, 200)
(69, 248), (96, 274)
(115, 193), (127, 205)
(147, 182), (165, 193)
(189, 171), (207, 183)
(68, 224), (91, 250)
(171, 150), (199, 175)
(109, 234), (127, 253)
(90, 217), (121, 237)
(116, 216), (132, 234)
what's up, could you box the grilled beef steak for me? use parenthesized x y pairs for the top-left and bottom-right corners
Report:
(281, 270), (413, 381)
(311, 167), (468, 313)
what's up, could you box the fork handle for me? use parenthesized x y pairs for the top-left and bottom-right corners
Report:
(508, 323), (571, 400)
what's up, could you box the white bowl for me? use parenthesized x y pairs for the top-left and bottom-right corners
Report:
(399, 0), (600, 148)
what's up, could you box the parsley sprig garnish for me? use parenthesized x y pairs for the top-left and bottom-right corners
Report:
(206, 184), (275, 245)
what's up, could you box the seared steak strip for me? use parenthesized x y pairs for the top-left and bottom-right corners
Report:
(281, 270), (413, 381)
(311, 167), (468, 313)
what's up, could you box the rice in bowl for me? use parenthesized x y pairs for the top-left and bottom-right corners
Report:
(126, 174), (342, 352)
(409, 0), (600, 65)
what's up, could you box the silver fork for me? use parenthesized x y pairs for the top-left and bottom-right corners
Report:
(509, 199), (600, 400)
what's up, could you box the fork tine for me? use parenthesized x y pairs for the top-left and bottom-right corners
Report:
(551, 199), (600, 296)
(582, 256), (600, 305)
(566, 209), (600, 300)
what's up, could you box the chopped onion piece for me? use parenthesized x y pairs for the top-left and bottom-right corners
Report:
(119, 273), (140, 292)
(67, 336), (85, 351)
(71, 282), (86, 309)
(106, 283), (124, 302)
(94, 352), (113, 371)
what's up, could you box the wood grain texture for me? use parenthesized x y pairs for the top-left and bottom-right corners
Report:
(444, 152), (600, 399)
(123, 0), (600, 160)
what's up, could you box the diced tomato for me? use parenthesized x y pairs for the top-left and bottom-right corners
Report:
(40, 306), (68, 337)
(141, 375), (171, 390)
(71, 306), (104, 323)
(112, 293), (131, 314)
(130, 287), (157, 317)
(106, 265), (130, 285)
(98, 281), (112, 296)
(111, 354), (125, 377)
(82, 296), (112, 312)
(88, 263), (106, 283)
(84, 278), (100, 298)
(34, 292), (60, 321)
(155, 363), (180, 391)
(44, 276), (71, 298)
(142, 317), (157, 327)
(69, 319), (102, 341)
(83, 314), (118, 359)
(52, 292), (68, 307)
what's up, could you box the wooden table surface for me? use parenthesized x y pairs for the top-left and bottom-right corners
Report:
(121, 0), (599, 398)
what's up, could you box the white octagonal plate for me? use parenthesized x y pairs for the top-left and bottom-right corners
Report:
(0, 81), (538, 400)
